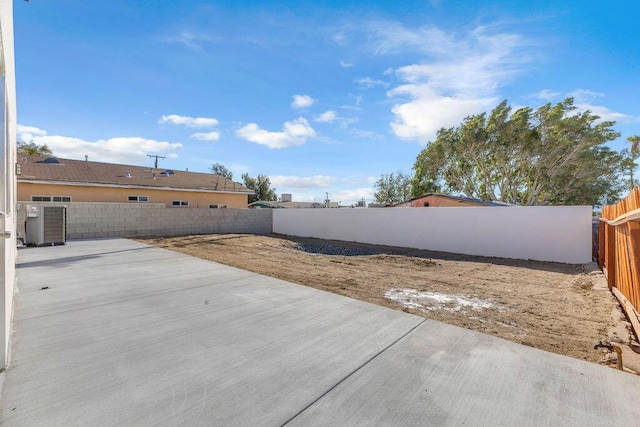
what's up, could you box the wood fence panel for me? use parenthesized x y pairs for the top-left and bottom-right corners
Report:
(605, 223), (616, 289)
(600, 186), (640, 336)
(629, 222), (640, 309)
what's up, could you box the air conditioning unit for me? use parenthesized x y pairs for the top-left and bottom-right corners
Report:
(25, 206), (67, 246)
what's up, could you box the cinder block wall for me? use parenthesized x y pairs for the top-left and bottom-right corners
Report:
(17, 203), (272, 240)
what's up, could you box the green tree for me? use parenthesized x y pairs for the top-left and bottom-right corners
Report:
(623, 135), (640, 190)
(412, 98), (625, 206)
(17, 140), (52, 157)
(373, 170), (413, 205)
(242, 173), (277, 203)
(210, 163), (233, 180)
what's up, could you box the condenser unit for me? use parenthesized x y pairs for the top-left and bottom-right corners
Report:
(25, 205), (67, 246)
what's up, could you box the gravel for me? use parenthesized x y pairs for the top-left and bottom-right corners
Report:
(283, 242), (379, 257)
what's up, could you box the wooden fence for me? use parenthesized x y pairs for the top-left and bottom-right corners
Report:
(599, 186), (640, 338)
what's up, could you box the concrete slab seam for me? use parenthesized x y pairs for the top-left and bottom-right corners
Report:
(280, 318), (428, 426)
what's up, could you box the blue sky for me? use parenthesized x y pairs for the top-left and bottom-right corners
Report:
(13, 0), (640, 205)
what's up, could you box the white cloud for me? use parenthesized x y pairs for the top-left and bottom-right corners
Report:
(340, 95), (364, 112)
(291, 94), (315, 109)
(190, 131), (221, 141)
(17, 124), (47, 142)
(270, 175), (337, 189)
(333, 30), (347, 45)
(527, 89), (638, 123)
(340, 60), (354, 68)
(275, 186), (374, 206)
(575, 103), (637, 124)
(567, 89), (626, 121)
(349, 128), (384, 139)
(16, 126), (183, 165)
(161, 31), (215, 50)
(356, 77), (390, 89)
(367, 22), (459, 56)
(389, 85), (496, 141)
(329, 187), (375, 205)
(315, 110), (337, 123)
(562, 89), (639, 124)
(532, 89), (562, 100)
(383, 25), (530, 143)
(159, 114), (219, 128)
(236, 117), (316, 149)
(569, 89), (605, 100)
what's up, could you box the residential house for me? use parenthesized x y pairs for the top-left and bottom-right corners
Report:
(17, 156), (253, 208)
(393, 194), (508, 208)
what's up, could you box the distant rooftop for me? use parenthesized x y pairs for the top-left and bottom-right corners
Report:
(249, 201), (328, 209)
(394, 193), (510, 207)
(17, 156), (253, 194)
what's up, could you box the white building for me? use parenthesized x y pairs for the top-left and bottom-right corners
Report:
(1, 0), (18, 369)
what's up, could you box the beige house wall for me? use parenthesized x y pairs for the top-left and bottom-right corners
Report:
(18, 182), (249, 208)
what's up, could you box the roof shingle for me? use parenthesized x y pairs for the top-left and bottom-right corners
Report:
(17, 156), (252, 193)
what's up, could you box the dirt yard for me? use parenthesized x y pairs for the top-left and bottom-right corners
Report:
(137, 233), (639, 368)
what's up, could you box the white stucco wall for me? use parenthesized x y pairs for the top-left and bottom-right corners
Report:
(273, 206), (592, 264)
(1, 0), (17, 368)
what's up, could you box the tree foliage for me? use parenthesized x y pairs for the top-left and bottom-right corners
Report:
(373, 170), (413, 205)
(622, 135), (640, 190)
(17, 140), (53, 157)
(242, 173), (277, 203)
(412, 98), (625, 206)
(210, 163), (233, 180)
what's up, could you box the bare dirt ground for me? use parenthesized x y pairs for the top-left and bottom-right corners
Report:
(137, 233), (640, 370)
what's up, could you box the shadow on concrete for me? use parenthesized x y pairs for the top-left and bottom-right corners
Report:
(16, 246), (154, 269)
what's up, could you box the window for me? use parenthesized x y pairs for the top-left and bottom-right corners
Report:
(209, 204), (227, 209)
(31, 196), (71, 202)
(128, 196), (149, 202)
(172, 200), (189, 206)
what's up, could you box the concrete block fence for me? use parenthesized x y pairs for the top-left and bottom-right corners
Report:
(17, 202), (592, 263)
(273, 206), (593, 264)
(17, 202), (272, 240)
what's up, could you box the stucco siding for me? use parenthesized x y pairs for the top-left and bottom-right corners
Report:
(1, 0), (17, 368)
(273, 206), (592, 264)
(18, 182), (248, 208)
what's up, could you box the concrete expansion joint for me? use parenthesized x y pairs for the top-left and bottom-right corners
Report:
(280, 318), (428, 426)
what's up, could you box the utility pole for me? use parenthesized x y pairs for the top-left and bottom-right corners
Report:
(147, 154), (166, 169)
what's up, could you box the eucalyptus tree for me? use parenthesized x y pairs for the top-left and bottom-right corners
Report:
(412, 98), (625, 205)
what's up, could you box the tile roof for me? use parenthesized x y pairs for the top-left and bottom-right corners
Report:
(395, 193), (510, 207)
(17, 156), (253, 194)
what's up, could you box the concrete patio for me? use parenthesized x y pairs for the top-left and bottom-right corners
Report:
(2, 238), (640, 426)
